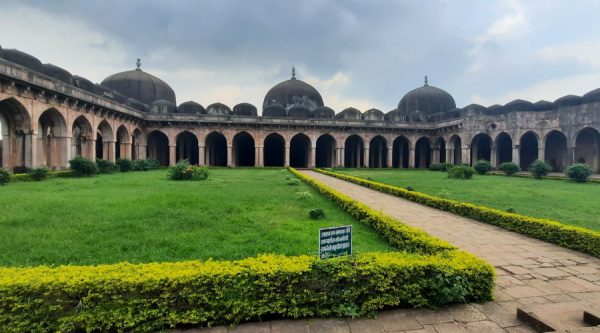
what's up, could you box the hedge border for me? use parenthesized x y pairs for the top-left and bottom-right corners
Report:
(11, 170), (73, 182)
(487, 170), (600, 183)
(0, 168), (494, 332)
(316, 168), (600, 257)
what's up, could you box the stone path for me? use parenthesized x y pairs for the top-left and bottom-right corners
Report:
(173, 170), (600, 333)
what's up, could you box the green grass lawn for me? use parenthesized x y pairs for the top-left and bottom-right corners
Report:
(335, 169), (600, 232)
(0, 169), (393, 266)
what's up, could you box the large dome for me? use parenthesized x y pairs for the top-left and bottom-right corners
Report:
(263, 70), (324, 111)
(398, 78), (456, 116)
(101, 60), (176, 106)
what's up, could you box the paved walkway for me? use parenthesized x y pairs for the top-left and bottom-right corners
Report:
(174, 171), (600, 333)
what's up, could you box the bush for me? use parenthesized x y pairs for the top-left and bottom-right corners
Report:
(131, 159), (161, 171)
(405, 186), (414, 191)
(566, 163), (593, 183)
(529, 159), (551, 179)
(297, 191), (313, 200)
(473, 160), (492, 175)
(506, 208), (516, 213)
(286, 178), (301, 186)
(0, 168), (10, 185)
(116, 158), (133, 172)
(69, 157), (97, 176)
(448, 165), (475, 179)
(429, 163), (452, 171)
(146, 159), (161, 170)
(29, 167), (49, 181)
(96, 159), (118, 174)
(499, 162), (520, 176)
(308, 208), (325, 219)
(168, 160), (209, 181)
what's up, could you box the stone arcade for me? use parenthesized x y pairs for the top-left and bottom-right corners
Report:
(1, 46), (599, 173)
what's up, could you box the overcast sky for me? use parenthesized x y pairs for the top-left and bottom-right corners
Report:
(2, 0), (600, 113)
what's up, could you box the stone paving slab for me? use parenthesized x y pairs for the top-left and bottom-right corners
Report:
(170, 171), (600, 332)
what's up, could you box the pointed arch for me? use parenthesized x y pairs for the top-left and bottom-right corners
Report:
(147, 130), (169, 166)
(205, 131), (227, 166)
(316, 134), (336, 168)
(544, 130), (568, 172)
(344, 134), (364, 168)
(131, 128), (143, 160)
(233, 131), (255, 166)
(435, 137), (446, 164)
(392, 136), (410, 168)
(574, 127), (600, 172)
(369, 135), (388, 168)
(37, 108), (68, 169)
(0, 98), (32, 170)
(415, 137), (432, 168)
(290, 133), (311, 168)
(264, 132), (285, 167)
(495, 132), (512, 165)
(176, 131), (199, 165)
(116, 125), (130, 160)
(96, 120), (114, 160)
(71, 115), (94, 160)
(519, 131), (539, 169)
(448, 135), (462, 165)
(471, 133), (492, 164)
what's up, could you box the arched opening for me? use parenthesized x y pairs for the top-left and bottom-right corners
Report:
(471, 133), (492, 164)
(495, 132), (513, 165)
(147, 130), (169, 166)
(176, 131), (199, 165)
(415, 137), (431, 168)
(316, 134), (336, 168)
(205, 132), (227, 166)
(435, 137), (446, 163)
(344, 135), (364, 168)
(574, 127), (600, 172)
(37, 108), (67, 169)
(96, 120), (114, 161)
(448, 135), (462, 165)
(264, 133), (285, 167)
(116, 126), (130, 160)
(519, 131), (539, 169)
(392, 136), (409, 168)
(369, 136), (387, 168)
(290, 133), (311, 168)
(71, 116), (93, 160)
(233, 131), (255, 166)
(0, 98), (31, 171)
(545, 130), (568, 172)
(131, 129), (142, 160)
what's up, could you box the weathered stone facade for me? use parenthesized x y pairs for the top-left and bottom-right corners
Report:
(1, 48), (599, 173)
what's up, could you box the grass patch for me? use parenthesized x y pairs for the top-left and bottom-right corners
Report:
(0, 169), (393, 266)
(335, 169), (600, 231)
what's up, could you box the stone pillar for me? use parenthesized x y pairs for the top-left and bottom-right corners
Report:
(409, 148), (415, 168)
(227, 145), (233, 167)
(512, 145), (520, 167)
(139, 144), (147, 160)
(432, 148), (439, 164)
(568, 146), (575, 165)
(169, 145), (176, 166)
(309, 145), (316, 168)
(198, 145), (205, 166)
(24, 131), (35, 168)
(386, 147), (392, 168)
(285, 145), (290, 167)
(462, 147), (471, 166)
(364, 147), (370, 168)
(538, 146), (545, 163)
(339, 147), (345, 167)
(124, 143), (132, 160)
(491, 145), (497, 168)
(258, 146), (264, 167)
(446, 148), (453, 165)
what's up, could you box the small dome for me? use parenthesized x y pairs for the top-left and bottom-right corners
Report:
(178, 101), (205, 114)
(1, 49), (44, 72)
(335, 107), (362, 120)
(553, 95), (582, 109)
(407, 110), (427, 122)
(385, 110), (405, 122)
(149, 99), (177, 114)
(504, 99), (534, 112)
(233, 103), (258, 116)
(398, 79), (456, 115)
(206, 103), (232, 116)
(73, 75), (95, 93)
(42, 63), (73, 84)
(313, 106), (335, 119)
(533, 100), (553, 111)
(462, 103), (486, 114)
(486, 104), (505, 116)
(101, 62), (176, 105)
(289, 106), (312, 118)
(263, 72), (324, 112)
(362, 108), (384, 121)
(582, 88), (600, 104)
(262, 105), (287, 117)
(92, 84), (114, 99)
(111, 91), (129, 104)
(127, 98), (148, 112)
(446, 107), (463, 118)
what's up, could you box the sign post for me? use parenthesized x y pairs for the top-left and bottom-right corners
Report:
(319, 225), (352, 259)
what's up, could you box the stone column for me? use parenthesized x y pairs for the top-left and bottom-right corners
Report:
(491, 145), (497, 168)
(24, 131), (35, 168)
(446, 148), (453, 165)
(139, 144), (147, 160)
(258, 146), (264, 167)
(512, 145), (520, 167)
(227, 145), (233, 167)
(408, 148), (415, 168)
(538, 146), (545, 163)
(284, 145), (290, 167)
(124, 143), (132, 160)
(364, 147), (370, 168)
(309, 145), (316, 168)
(386, 147), (392, 168)
(198, 145), (205, 166)
(169, 145), (176, 166)
(462, 147), (471, 166)
(339, 147), (345, 167)
(432, 148), (439, 164)
(568, 146), (575, 166)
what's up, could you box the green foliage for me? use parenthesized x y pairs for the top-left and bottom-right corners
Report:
(317, 169), (600, 257)
(429, 162), (452, 171)
(168, 160), (209, 180)
(296, 191), (313, 200)
(506, 208), (516, 213)
(131, 159), (161, 171)
(0, 168), (10, 185)
(28, 167), (49, 181)
(566, 163), (593, 183)
(473, 160), (492, 175)
(499, 162), (520, 176)
(95, 158), (118, 174)
(69, 157), (98, 176)
(287, 178), (301, 186)
(529, 159), (551, 179)
(448, 165), (475, 179)
(405, 186), (414, 191)
(116, 158), (133, 172)
(308, 208), (325, 219)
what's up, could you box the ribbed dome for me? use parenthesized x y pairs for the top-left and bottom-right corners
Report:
(1, 48), (44, 72)
(101, 63), (176, 106)
(263, 73), (324, 112)
(398, 79), (456, 116)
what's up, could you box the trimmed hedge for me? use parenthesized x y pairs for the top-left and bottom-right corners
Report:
(316, 169), (600, 257)
(0, 252), (493, 333)
(11, 170), (73, 182)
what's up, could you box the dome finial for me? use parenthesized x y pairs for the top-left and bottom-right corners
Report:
(292, 66), (296, 79)
(424, 75), (428, 86)
(136, 58), (142, 71)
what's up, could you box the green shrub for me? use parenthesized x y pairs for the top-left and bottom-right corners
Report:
(168, 160), (209, 181)
(506, 208), (516, 213)
(429, 163), (452, 171)
(191, 166), (209, 180)
(529, 159), (551, 179)
(132, 159), (149, 171)
(0, 168), (10, 185)
(146, 159), (161, 170)
(566, 163), (593, 183)
(29, 167), (49, 181)
(116, 158), (133, 172)
(499, 162), (520, 176)
(473, 160), (492, 175)
(287, 178), (301, 186)
(405, 186), (414, 191)
(448, 165), (475, 179)
(297, 191), (313, 200)
(69, 157), (98, 176)
(308, 208), (325, 219)
(96, 159), (118, 174)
